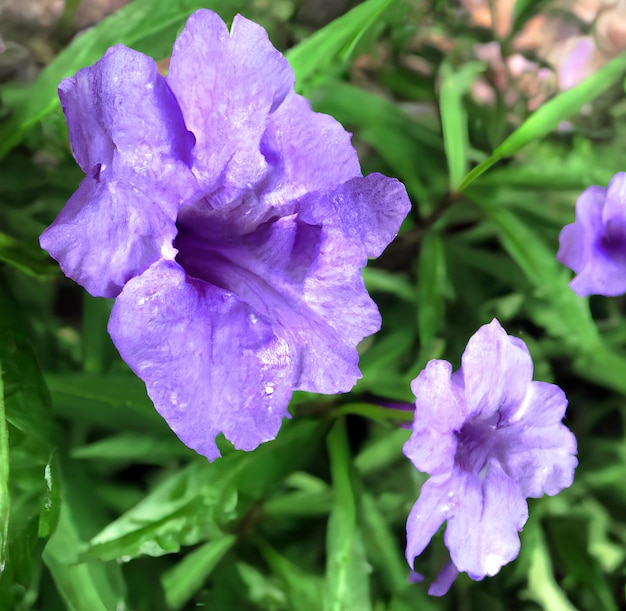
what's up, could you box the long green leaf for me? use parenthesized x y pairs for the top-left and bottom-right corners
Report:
(324, 418), (371, 611)
(0, 365), (8, 571)
(459, 53), (626, 190)
(438, 60), (485, 189)
(162, 534), (237, 610)
(286, 0), (399, 89)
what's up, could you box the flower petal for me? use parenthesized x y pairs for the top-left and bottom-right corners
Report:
(557, 182), (626, 297)
(461, 319), (533, 421)
(108, 259), (298, 460)
(601, 172), (626, 234)
(40, 168), (180, 298)
(444, 461), (528, 579)
(167, 10), (294, 193)
(59, 44), (195, 180)
(428, 562), (460, 597)
(42, 45), (198, 298)
(557, 185), (605, 275)
(498, 382), (577, 497)
(175, 209), (379, 394)
(260, 92), (362, 202)
(298, 173), (411, 259)
(406, 477), (452, 566)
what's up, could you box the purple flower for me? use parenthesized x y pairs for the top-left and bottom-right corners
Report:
(403, 319), (577, 595)
(39, 10), (410, 460)
(557, 172), (626, 297)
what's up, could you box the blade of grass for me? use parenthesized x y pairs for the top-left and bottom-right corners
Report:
(459, 53), (626, 190)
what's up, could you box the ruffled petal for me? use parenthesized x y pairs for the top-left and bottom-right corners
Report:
(461, 319), (533, 421)
(260, 92), (362, 203)
(59, 44), (195, 182)
(403, 425), (458, 477)
(42, 45), (198, 298)
(108, 259), (298, 460)
(298, 173), (411, 259)
(406, 477), (452, 565)
(40, 168), (180, 298)
(498, 382), (577, 497)
(410, 359), (468, 433)
(444, 462), (528, 579)
(167, 10), (294, 193)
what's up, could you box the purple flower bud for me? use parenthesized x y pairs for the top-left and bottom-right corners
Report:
(40, 10), (411, 460)
(403, 320), (577, 595)
(558, 172), (626, 297)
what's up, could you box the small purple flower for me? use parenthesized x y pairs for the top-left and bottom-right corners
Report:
(403, 319), (577, 595)
(40, 10), (410, 460)
(557, 172), (626, 297)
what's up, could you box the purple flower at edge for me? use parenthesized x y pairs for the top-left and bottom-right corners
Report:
(40, 9), (411, 460)
(557, 172), (626, 297)
(403, 319), (577, 595)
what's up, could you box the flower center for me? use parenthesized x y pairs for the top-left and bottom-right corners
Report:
(454, 413), (501, 477)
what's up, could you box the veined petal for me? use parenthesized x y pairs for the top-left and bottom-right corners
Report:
(260, 92), (362, 203)
(298, 173), (411, 259)
(40, 167), (182, 298)
(498, 382), (577, 497)
(59, 44), (195, 181)
(43, 45), (199, 297)
(444, 462), (528, 579)
(406, 477), (452, 565)
(108, 259), (298, 460)
(409, 359), (468, 434)
(461, 319), (533, 421)
(176, 211), (380, 394)
(167, 10), (294, 193)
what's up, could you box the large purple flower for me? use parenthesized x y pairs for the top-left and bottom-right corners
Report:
(557, 172), (626, 297)
(403, 320), (577, 595)
(40, 9), (410, 460)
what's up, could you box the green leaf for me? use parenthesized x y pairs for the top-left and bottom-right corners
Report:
(0, 0), (250, 158)
(46, 371), (166, 433)
(324, 418), (371, 611)
(459, 52), (626, 190)
(363, 268), (416, 303)
(286, 0), (399, 89)
(81, 294), (114, 375)
(43, 493), (126, 611)
(438, 60), (485, 189)
(0, 231), (57, 278)
(162, 534), (237, 610)
(82, 420), (323, 562)
(256, 538), (325, 611)
(467, 196), (626, 393)
(0, 365), (9, 571)
(354, 427), (411, 475)
(71, 432), (193, 463)
(361, 493), (408, 595)
(417, 231), (446, 346)
(470, 196), (599, 349)
(521, 520), (578, 611)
